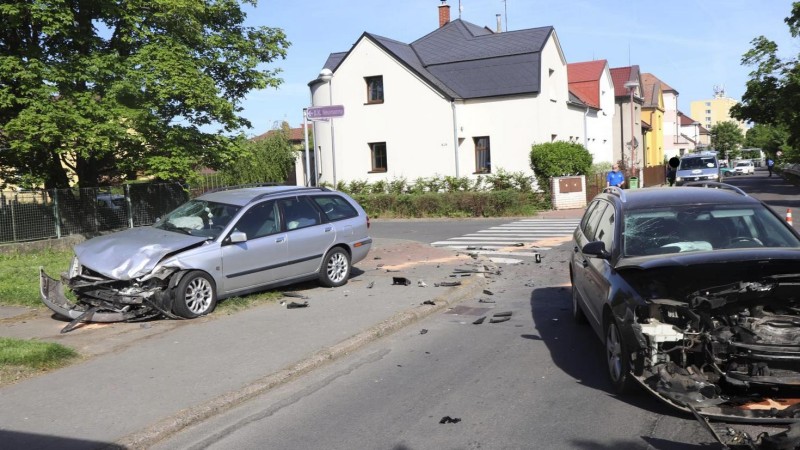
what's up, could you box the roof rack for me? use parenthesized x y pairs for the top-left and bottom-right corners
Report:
(601, 186), (627, 203)
(683, 181), (748, 196)
(207, 182), (282, 194)
(247, 186), (331, 204)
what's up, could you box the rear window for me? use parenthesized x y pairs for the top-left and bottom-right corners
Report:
(312, 195), (358, 221)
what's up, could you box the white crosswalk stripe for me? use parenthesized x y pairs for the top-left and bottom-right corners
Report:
(431, 219), (580, 262)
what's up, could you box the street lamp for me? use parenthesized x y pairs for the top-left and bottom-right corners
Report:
(623, 80), (639, 179)
(318, 68), (337, 188)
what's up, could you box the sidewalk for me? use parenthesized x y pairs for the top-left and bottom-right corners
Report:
(0, 238), (493, 449)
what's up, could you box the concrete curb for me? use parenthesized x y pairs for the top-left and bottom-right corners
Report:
(114, 273), (487, 449)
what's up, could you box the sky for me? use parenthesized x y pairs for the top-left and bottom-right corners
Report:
(237, 0), (800, 137)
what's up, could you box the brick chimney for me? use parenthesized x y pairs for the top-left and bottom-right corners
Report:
(438, 1), (450, 28)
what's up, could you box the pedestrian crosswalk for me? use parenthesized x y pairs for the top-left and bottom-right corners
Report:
(430, 219), (581, 259)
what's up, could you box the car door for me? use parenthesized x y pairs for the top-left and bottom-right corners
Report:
(311, 194), (360, 240)
(572, 200), (608, 329)
(220, 200), (288, 293)
(583, 203), (616, 326)
(277, 196), (336, 279)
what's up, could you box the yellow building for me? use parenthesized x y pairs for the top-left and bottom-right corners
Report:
(690, 86), (747, 133)
(640, 74), (665, 167)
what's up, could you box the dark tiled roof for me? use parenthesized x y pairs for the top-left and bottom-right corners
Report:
(320, 19), (554, 100)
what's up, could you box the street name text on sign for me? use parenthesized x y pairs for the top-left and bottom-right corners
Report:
(307, 105), (345, 119)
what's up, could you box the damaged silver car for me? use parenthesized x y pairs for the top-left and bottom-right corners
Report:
(570, 183), (800, 427)
(41, 186), (372, 331)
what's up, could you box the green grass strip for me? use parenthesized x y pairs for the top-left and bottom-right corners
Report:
(0, 337), (78, 370)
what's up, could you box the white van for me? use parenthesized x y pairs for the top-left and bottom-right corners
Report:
(675, 152), (720, 186)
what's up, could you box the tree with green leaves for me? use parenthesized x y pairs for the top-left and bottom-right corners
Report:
(744, 123), (791, 157)
(220, 122), (298, 185)
(731, 2), (800, 163)
(0, 0), (289, 189)
(709, 121), (744, 161)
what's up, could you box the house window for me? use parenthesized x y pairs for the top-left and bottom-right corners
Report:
(365, 76), (384, 104)
(474, 137), (491, 173)
(369, 142), (387, 172)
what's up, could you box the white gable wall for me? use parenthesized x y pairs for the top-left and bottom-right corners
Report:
(311, 30), (588, 187)
(583, 65), (616, 164)
(311, 38), (455, 186)
(662, 90), (680, 159)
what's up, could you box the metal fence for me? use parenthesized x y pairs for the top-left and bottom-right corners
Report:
(0, 182), (190, 244)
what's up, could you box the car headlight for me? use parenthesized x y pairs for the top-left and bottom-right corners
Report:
(68, 255), (82, 278)
(710, 173), (719, 179)
(676, 176), (682, 181)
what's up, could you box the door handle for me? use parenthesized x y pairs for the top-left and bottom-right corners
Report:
(275, 237), (285, 243)
(581, 259), (589, 268)
(325, 226), (332, 232)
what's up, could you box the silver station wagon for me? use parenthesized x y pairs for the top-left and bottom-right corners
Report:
(40, 186), (372, 330)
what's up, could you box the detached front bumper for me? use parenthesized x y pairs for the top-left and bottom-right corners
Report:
(39, 268), (167, 332)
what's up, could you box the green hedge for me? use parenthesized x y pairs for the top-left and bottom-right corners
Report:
(352, 190), (549, 218)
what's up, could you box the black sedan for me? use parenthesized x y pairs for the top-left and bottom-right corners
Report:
(570, 183), (800, 424)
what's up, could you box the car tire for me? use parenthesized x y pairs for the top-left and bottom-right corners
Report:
(318, 247), (351, 288)
(604, 315), (633, 394)
(172, 271), (217, 319)
(571, 283), (588, 324)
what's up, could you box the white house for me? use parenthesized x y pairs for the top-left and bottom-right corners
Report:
(307, 4), (591, 187)
(567, 60), (616, 164)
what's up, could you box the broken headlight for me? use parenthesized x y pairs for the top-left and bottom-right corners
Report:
(68, 255), (82, 279)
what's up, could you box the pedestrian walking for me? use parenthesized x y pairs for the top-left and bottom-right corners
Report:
(767, 157), (775, 177)
(607, 164), (625, 188)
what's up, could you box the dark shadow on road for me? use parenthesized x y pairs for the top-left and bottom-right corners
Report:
(0, 430), (125, 450)
(527, 286), (686, 416)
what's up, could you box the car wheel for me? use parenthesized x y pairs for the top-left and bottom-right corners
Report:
(173, 271), (217, 319)
(319, 247), (351, 288)
(605, 315), (632, 394)
(571, 283), (588, 324)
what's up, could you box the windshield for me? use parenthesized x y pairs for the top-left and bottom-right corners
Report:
(623, 204), (800, 257)
(154, 200), (240, 240)
(679, 157), (717, 170)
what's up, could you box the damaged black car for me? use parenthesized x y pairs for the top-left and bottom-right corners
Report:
(570, 183), (800, 427)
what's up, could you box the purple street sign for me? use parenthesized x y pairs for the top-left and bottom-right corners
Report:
(307, 105), (345, 119)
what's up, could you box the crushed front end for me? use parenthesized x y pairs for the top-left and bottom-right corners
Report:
(629, 275), (800, 423)
(40, 257), (179, 333)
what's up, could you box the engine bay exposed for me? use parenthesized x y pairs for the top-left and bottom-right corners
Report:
(632, 277), (800, 422)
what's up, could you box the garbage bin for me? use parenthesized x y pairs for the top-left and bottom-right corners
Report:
(628, 177), (639, 189)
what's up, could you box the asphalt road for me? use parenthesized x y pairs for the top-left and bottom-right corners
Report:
(151, 172), (797, 449)
(369, 217), (514, 244)
(153, 244), (720, 450)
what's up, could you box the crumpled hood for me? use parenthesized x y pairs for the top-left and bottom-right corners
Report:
(74, 227), (207, 280)
(615, 249), (800, 301)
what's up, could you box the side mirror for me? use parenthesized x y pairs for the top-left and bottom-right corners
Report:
(582, 241), (611, 260)
(229, 231), (247, 243)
